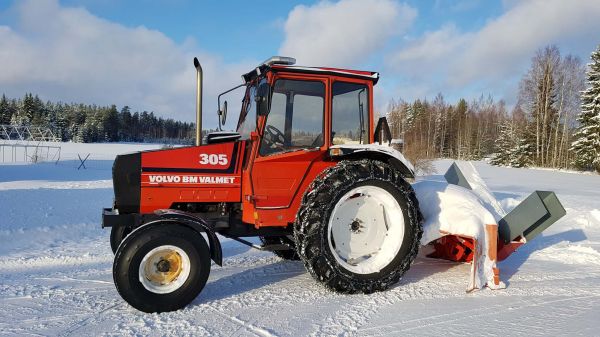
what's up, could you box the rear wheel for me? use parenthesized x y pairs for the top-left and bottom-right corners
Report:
(113, 222), (211, 312)
(259, 236), (300, 260)
(294, 159), (422, 293)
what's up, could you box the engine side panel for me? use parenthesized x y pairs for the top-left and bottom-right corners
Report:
(139, 141), (244, 213)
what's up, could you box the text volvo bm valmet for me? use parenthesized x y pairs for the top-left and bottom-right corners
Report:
(103, 56), (422, 312)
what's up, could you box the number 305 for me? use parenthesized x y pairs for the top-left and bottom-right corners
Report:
(199, 153), (228, 165)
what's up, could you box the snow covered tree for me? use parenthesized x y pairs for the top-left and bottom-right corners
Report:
(509, 137), (534, 168)
(490, 120), (533, 168)
(490, 121), (516, 166)
(0, 94), (11, 124)
(570, 45), (600, 172)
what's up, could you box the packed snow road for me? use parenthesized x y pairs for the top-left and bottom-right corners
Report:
(1, 157), (599, 336)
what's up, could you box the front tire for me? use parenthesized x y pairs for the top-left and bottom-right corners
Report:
(294, 159), (422, 293)
(113, 222), (211, 312)
(110, 225), (132, 254)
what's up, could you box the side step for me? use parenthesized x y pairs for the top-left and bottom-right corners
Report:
(226, 236), (292, 251)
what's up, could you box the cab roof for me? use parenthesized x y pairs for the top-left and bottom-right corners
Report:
(242, 56), (379, 84)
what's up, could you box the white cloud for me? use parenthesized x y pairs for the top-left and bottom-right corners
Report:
(279, 0), (417, 67)
(387, 0), (600, 103)
(0, 0), (255, 127)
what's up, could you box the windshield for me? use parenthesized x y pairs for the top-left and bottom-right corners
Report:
(236, 82), (257, 140)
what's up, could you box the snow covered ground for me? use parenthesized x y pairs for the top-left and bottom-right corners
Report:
(0, 144), (599, 336)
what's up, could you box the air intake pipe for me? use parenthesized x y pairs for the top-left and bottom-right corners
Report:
(194, 57), (203, 146)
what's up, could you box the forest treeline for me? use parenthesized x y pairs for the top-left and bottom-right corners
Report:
(1, 44), (598, 172)
(387, 44), (600, 172)
(0, 96), (196, 143)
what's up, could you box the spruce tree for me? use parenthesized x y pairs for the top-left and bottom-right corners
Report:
(0, 94), (10, 124)
(490, 121), (516, 166)
(570, 45), (600, 172)
(509, 137), (534, 168)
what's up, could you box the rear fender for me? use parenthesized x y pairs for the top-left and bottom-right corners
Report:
(151, 209), (223, 266)
(329, 144), (415, 179)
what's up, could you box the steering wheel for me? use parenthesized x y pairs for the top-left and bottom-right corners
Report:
(310, 133), (323, 148)
(264, 125), (286, 147)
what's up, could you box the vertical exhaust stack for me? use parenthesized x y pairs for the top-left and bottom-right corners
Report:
(194, 57), (203, 146)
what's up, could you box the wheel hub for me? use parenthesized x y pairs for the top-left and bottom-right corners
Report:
(328, 185), (405, 274)
(139, 245), (191, 294)
(350, 219), (363, 233)
(156, 259), (171, 273)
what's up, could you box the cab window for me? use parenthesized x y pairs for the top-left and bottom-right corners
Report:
(259, 79), (325, 156)
(332, 82), (369, 144)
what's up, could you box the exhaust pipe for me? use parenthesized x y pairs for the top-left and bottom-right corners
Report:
(194, 57), (203, 146)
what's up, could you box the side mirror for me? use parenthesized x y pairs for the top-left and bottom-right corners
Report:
(256, 82), (271, 116)
(219, 101), (228, 126)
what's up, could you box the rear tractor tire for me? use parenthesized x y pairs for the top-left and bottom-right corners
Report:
(259, 235), (300, 260)
(294, 159), (422, 293)
(113, 222), (211, 313)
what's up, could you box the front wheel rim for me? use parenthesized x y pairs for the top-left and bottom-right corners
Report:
(327, 185), (405, 274)
(138, 245), (191, 294)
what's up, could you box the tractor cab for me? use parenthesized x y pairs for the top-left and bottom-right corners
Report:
(214, 57), (404, 227)
(217, 56), (379, 150)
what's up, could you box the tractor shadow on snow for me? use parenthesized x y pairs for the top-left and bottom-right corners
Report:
(399, 255), (463, 286)
(499, 228), (587, 285)
(194, 259), (306, 304)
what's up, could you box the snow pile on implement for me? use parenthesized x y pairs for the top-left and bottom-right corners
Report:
(415, 180), (501, 291)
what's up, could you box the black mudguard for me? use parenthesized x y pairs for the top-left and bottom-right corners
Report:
(153, 209), (223, 266)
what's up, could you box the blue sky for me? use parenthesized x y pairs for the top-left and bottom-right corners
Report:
(38, 0), (503, 61)
(1, 0), (599, 129)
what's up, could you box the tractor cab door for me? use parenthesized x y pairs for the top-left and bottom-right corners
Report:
(250, 77), (328, 211)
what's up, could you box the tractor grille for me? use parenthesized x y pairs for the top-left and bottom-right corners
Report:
(112, 152), (141, 213)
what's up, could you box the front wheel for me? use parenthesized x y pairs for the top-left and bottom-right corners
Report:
(294, 159), (422, 293)
(110, 225), (132, 254)
(113, 222), (211, 312)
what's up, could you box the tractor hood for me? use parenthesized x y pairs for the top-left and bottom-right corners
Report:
(112, 140), (245, 214)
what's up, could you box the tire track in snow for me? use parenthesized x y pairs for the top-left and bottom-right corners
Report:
(205, 306), (276, 337)
(57, 302), (123, 337)
(358, 294), (600, 335)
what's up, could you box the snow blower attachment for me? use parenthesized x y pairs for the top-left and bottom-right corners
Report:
(422, 161), (566, 291)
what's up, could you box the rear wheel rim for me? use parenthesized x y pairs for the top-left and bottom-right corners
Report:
(138, 245), (191, 294)
(327, 185), (405, 274)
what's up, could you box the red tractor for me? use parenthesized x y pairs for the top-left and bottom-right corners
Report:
(103, 56), (422, 312)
